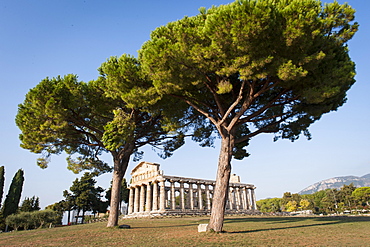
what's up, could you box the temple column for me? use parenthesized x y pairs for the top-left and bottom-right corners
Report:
(205, 184), (211, 211)
(128, 187), (134, 214)
(189, 183), (194, 210)
(170, 180), (176, 210)
(139, 184), (145, 212)
(246, 188), (250, 210)
(165, 188), (168, 208)
(235, 187), (241, 211)
(152, 181), (158, 211)
(185, 187), (190, 209)
(241, 187), (247, 210)
(248, 189), (253, 210)
(159, 179), (166, 211)
(251, 188), (257, 210)
(228, 187), (234, 210)
(146, 183), (152, 212)
(180, 181), (185, 210)
(134, 186), (140, 213)
(245, 187), (250, 210)
(197, 183), (203, 210)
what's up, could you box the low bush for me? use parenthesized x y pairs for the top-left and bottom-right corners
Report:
(5, 209), (62, 231)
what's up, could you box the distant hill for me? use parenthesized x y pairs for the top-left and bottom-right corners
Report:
(299, 173), (370, 195)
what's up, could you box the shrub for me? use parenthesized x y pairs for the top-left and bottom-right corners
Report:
(5, 210), (62, 231)
(5, 214), (23, 231)
(31, 210), (62, 228)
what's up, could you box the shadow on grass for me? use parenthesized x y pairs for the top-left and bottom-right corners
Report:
(224, 216), (370, 234)
(224, 216), (370, 223)
(226, 221), (338, 234)
(130, 223), (200, 229)
(125, 216), (370, 231)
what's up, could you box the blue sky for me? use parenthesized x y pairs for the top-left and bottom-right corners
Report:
(0, 0), (369, 209)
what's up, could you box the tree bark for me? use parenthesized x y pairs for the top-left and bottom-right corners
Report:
(106, 153), (130, 227)
(208, 133), (233, 232)
(76, 209), (80, 224)
(82, 209), (85, 224)
(67, 210), (71, 225)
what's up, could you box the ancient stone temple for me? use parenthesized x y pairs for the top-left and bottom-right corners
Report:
(127, 161), (257, 217)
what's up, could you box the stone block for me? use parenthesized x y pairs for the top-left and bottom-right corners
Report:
(198, 224), (208, 232)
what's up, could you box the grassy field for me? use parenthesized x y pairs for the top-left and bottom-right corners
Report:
(0, 216), (369, 246)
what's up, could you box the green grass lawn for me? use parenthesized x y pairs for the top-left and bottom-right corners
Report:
(1, 216), (369, 246)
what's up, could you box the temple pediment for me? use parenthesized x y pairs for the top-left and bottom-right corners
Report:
(131, 161), (160, 175)
(131, 161), (162, 185)
(230, 174), (240, 183)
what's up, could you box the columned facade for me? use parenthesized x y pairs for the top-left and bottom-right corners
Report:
(127, 162), (257, 217)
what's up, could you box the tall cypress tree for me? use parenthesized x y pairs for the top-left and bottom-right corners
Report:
(1, 169), (25, 218)
(0, 166), (4, 208)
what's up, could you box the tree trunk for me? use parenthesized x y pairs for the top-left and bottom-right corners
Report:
(82, 209), (85, 224)
(67, 210), (71, 225)
(106, 153), (130, 227)
(76, 209), (80, 224)
(208, 133), (233, 232)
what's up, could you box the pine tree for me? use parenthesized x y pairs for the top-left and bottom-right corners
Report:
(19, 196), (40, 212)
(139, 0), (358, 231)
(67, 172), (106, 223)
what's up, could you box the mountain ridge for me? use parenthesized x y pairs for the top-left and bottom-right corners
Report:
(299, 173), (370, 194)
